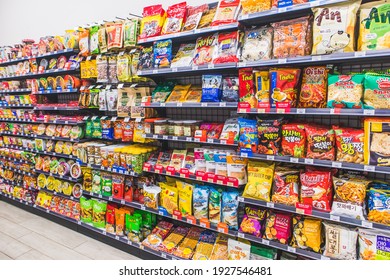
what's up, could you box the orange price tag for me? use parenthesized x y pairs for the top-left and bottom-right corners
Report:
(199, 218), (210, 228)
(217, 222), (228, 234)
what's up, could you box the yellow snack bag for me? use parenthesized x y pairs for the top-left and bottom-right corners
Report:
(159, 182), (178, 215)
(177, 181), (193, 216)
(243, 160), (275, 201)
(255, 71), (270, 105)
(166, 85), (191, 103)
(290, 216), (322, 253)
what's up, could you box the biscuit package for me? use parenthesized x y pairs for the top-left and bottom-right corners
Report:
(263, 211), (292, 244)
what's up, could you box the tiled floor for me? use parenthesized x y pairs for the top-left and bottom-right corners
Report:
(0, 200), (140, 260)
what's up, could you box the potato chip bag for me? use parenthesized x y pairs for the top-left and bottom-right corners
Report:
(367, 183), (390, 225)
(193, 185), (209, 219)
(193, 34), (218, 66)
(281, 123), (306, 158)
(228, 238), (251, 260)
(243, 160), (275, 201)
(210, 234), (229, 260)
(312, 1), (361, 55)
(358, 228), (390, 260)
(177, 181), (193, 216)
(159, 182), (178, 215)
(238, 118), (258, 153)
(290, 215), (322, 253)
(161, 2), (187, 35)
(263, 211), (292, 244)
(209, 187), (222, 225)
(222, 189), (239, 230)
(192, 230), (217, 260)
(139, 5), (166, 39)
(80, 196), (92, 223)
(359, 1), (390, 51)
(323, 222), (358, 260)
(158, 226), (189, 254)
(239, 206), (267, 237)
(239, 68), (257, 108)
(271, 166), (300, 206)
(241, 0), (271, 15)
(173, 227), (203, 259)
(92, 199), (107, 229)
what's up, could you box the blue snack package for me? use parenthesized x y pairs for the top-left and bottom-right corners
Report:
(202, 74), (222, 102)
(101, 119), (114, 140)
(238, 118), (258, 154)
(222, 189), (240, 230)
(368, 183), (390, 225)
(153, 39), (172, 68)
(193, 185), (210, 220)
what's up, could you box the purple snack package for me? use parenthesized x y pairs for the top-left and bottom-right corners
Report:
(239, 206), (267, 237)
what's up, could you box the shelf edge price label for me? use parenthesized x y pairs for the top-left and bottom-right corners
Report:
(361, 220), (373, 228)
(278, 58), (287, 64)
(266, 202), (274, 208)
(304, 158), (314, 164)
(363, 109), (375, 115)
(141, 205), (146, 210)
(330, 215), (340, 222)
(321, 256), (331, 260)
(354, 51), (366, 57)
(287, 246), (296, 253)
(364, 165), (375, 172)
(312, 55), (322, 61)
(237, 232), (245, 238)
(115, 236), (120, 240)
(332, 162), (342, 168)
(238, 196), (244, 202)
(266, 155), (275, 160)
(262, 239), (270, 245)
(297, 108), (306, 114)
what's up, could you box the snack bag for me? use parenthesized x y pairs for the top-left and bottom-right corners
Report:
(358, 228), (390, 260)
(97, 26), (107, 53)
(211, 0), (241, 26)
(256, 117), (283, 155)
(305, 125), (335, 161)
(334, 126), (364, 163)
(171, 43), (196, 68)
(271, 166), (300, 206)
(182, 4), (208, 31)
(153, 39), (172, 68)
(238, 118), (258, 153)
(243, 160), (275, 201)
(241, 0), (271, 15)
(331, 175), (370, 219)
(174, 227), (203, 259)
(221, 189), (239, 230)
(241, 27), (273, 62)
(228, 239), (250, 260)
(159, 182), (178, 215)
(92, 199), (107, 229)
(202, 75), (222, 102)
(89, 26), (99, 54)
(367, 183), (390, 225)
(250, 244), (278, 260)
(272, 16), (312, 58)
(105, 22), (123, 50)
(363, 72), (390, 109)
(78, 29), (90, 57)
(226, 155), (248, 185)
(80, 196), (92, 223)
(161, 2), (187, 35)
(327, 73), (365, 108)
(220, 117), (239, 142)
(139, 5), (166, 39)
(209, 187), (222, 225)
(192, 230), (217, 260)
(210, 234), (229, 260)
(312, 1), (361, 55)
(269, 68), (301, 108)
(239, 206), (267, 237)
(263, 211), (292, 244)
(193, 34), (218, 66)
(298, 66), (328, 108)
(213, 31), (239, 64)
(281, 123), (306, 158)
(221, 76), (239, 102)
(239, 68), (256, 108)
(300, 169), (333, 212)
(158, 226), (189, 253)
(290, 215), (322, 252)
(177, 181), (193, 216)
(123, 18), (139, 48)
(323, 222), (358, 260)
(193, 185), (209, 220)
(138, 46), (153, 70)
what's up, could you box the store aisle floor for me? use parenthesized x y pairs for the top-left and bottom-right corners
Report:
(0, 201), (140, 260)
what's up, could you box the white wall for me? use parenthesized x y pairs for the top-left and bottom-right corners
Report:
(0, 0), (216, 46)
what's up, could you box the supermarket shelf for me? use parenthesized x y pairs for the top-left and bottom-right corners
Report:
(0, 164), (35, 176)
(0, 88), (31, 94)
(137, 22), (239, 45)
(137, 63), (237, 77)
(238, 0), (348, 25)
(0, 104), (34, 108)
(144, 133), (237, 146)
(0, 48), (78, 66)
(32, 169), (82, 182)
(37, 187), (79, 201)
(33, 135), (86, 143)
(141, 102), (238, 108)
(239, 197), (390, 232)
(238, 232), (330, 260)
(33, 106), (81, 111)
(238, 107), (390, 116)
(0, 155), (33, 165)
(79, 163), (139, 177)
(0, 118), (37, 123)
(0, 144), (35, 153)
(143, 164), (242, 188)
(33, 88), (79, 95)
(0, 131), (35, 138)
(83, 190), (238, 238)
(35, 150), (76, 160)
(0, 178), (23, 187)
(0, 67), (79, 81)
(0, 118), (84, 125)
(238, 50), (390, 68)
(241, 152), (388, 174)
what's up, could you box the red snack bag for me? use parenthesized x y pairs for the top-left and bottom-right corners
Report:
(281, 123), (306, 158)
(211, 0), (241, 26)
(182, 4), (208, 31)
(269, 68), (301, 108)
(239, 68), (257, 108)
(140, 5), (166, 39)
(72, 202), (80, 220)
(106, 22), (123, 50)
(300, 169), (333, 212)
(263, 211), (292, 244)
(162, 2), (187, 35)
(124, 177), (134, 202)
(207, 123), (224, 139)
(122, 120), (134, 142)
(333, 126), (364, 164)
(105, 204), (116, 233)
(113, 174), (125, 199)
(213, 31), (239, 64)
(305, 125), (335, 161)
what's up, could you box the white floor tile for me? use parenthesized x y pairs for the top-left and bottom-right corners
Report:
(0, 232), (32, 259)
(16, 249), (53, 260)
(74, 240), (140, 260)
(0, 216), (32, 239)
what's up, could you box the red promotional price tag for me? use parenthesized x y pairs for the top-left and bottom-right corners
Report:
(154, 164), (164, 174)
(172, 210), (182, 220)
(143, 163), (152, 171)
(227, 177), (239, 187)
(186, 215), (196, 225)
(205, 173), (215, 183)
(166, 166), (176, 175)
(257, 102), (270, 113)
(295, 203), (313, 215)
(179, 168), (190, 178)
(276, 102), (291, 113)
(238, 102), (251, 113)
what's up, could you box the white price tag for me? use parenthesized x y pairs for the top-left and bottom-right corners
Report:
(162, 135), (168, 140)
(238, 197), (244, 202)
(172, 136), (178, 140)
(158, 211), (164, 216)
(361, 221), (373, 228)
(192, 66), (198, 71)
(278, 58), (287, 64)
(220, 140), (227, 145)
(363, 109), (375, 115)
(121, 200), (125, 205)
(77, 221), (81, 225)
(278, 7), (287, 12)
(194, 138), (200, 142)
(127, 240), (132, 245)
(186, 137), (192, 142)
(364, 165), (375, 172)
(161, 253), (167, 259)
(304, 158), (314, 164)
(297, 108), (306, 114)
(312, 55), (322, 61)
(160, 103), (166, 107)
(171, 68), (178, 72)
(266, 202), (275, 208)
(266, 155), (275, 160)
(152, 69), (158, 74)
(287, 247), (296, 253)
(152, 135), (158, 139)
(102, 231), (107, 235)
(115, 236), (120, 240)
(238, 62), (247, 67)
(98, 194), (102, 198)
(237, 232), (245, 238)
(262, 239), (270, 245)
(241, 153), (248, 158)
(176, 103), (182, 107)
(207, 139), (214, 143)
(219, 102), (226, 107)
(105, 85), (111, 90)
(108, 197), (113, 201)
(354, 51), (366, 57)
(141, 205), (146, 210)
(208, 64), (215, 69)
(117, 84), (124, 89)
(332, 162), (342, 168)
(201, 103), (208, 107)
(321, 256), (331, 260)
(241, 14), (249, 20)
(330, 215), (340, 222)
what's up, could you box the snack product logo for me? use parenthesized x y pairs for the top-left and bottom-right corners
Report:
(315, 8), (342, 26)
(279, 73), (295, 81)
(282, 130), (303, 143)
(312, 135), (333, 152)
(335, 76), (354, 88)
(305, 67), (325, 76)
(196, 36), (215, 48)
(339, 136), (363, 154)
(245, 206), (266, 220)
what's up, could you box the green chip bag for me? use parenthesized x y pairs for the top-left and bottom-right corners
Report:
(92, 199), (107, 228)
(80, 196), (93, 223)
(327, 74), (364, 108)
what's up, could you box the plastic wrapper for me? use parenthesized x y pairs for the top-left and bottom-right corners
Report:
(193, 34), (218, 65)
(182, 4), (208, 31)
(243, 160), (275, 201)
(201, 74), (222, 102)
(269, 68), (301, 108)
(298, 66), (328, 108)
(213, 31), (239, 64)
(241, 0), (271, 15)
(153, 39), (172, 68)
(211, 0), (240, 26)
(323, 222), (358, 260)
(123, 19), (139, 48)
(171, 43), (195, 68)
(105, 22), (123, 50)
(241, 26), (273, 62)
(140, 5), (166, 39)
(138, 46), (153, 70)
(161, 2), (187, 35)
